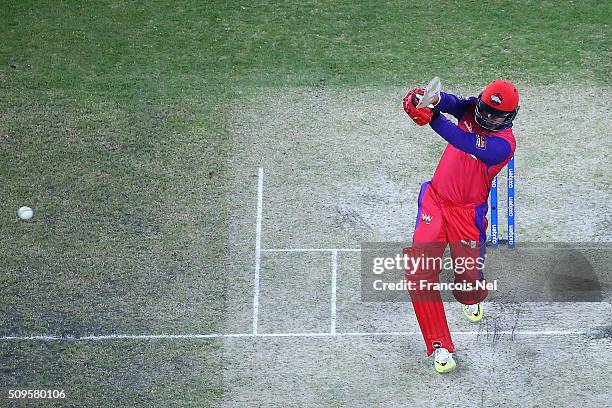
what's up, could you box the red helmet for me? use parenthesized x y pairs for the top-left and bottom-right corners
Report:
(475, 80), (520, 131)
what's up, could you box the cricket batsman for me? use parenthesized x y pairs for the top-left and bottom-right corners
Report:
(402, 79), (519, 373)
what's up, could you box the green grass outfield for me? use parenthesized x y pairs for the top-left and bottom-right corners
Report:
(0, 1), (610, 406)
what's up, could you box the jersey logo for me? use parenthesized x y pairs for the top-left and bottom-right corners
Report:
(421, 214), (432, 224)
(475, 134), (486, 150)
(462, 120), (473, 133)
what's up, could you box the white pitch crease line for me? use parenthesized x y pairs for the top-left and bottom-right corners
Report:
(1, 330), (589, 341)
(252, 167), (264, 335)
(330, 250), (338, 334)
(0, 334), (251, 341)
(261, 248), (361, 252)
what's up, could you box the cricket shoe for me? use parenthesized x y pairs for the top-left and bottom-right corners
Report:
(463, 303), (484, 322)
(433, 348), (456, 374)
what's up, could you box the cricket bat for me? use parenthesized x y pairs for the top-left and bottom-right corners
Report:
(416, 76), (441, 108)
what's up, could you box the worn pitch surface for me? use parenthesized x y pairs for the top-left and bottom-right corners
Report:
(221, 85), (612, 406)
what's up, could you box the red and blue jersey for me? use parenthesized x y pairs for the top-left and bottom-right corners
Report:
(429, 92), (516, 206)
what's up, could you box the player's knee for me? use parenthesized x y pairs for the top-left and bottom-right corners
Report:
(403, 244), (444, 280)
(403, 246), (423, 282)
(403, 245), (444, 302)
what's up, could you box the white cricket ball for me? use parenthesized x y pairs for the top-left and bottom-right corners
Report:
(18, 206), (33, 220)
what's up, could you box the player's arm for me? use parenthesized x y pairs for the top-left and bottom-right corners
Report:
(432, 93), (475, 120)
(430, 114), (511, 165)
